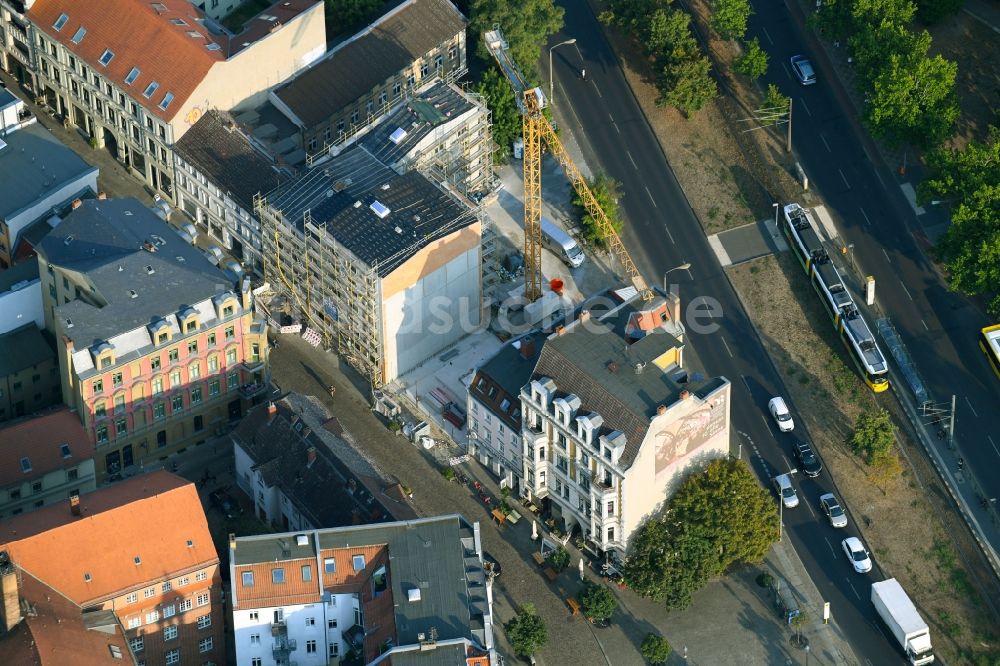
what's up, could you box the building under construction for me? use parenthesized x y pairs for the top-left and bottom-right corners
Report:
(255, 83), (493, 387)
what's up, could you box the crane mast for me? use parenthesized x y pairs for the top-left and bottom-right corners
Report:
(483, 27), (651, 301)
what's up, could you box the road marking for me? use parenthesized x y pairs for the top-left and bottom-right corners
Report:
(611, 121), (620, 134)
(627, 150), (638, 169)
(760, 414), (772, 432)
(859, 207), (872, 226)
(761, 26), (774, 45)
(989, 436), (1000, 458)
(799, 98), (812, 117)
(645, 186), (657, 207)
(882, 248), (891, 262)
(721, 337), (734, 358)
(741, 375), (752, 392)
(921, 319), (929, 331)
(804, 498), (817, 519)
(825, 537), (837, 557)
(848, 581), (861, 600)
(664, 224), (675, 244)
(838, 169), (850, 189)
(900, 282), (914, 301)
(820, 134), (832, 152)
(593, 86), (603, 99)
(965, 396), (978, 418)
(873, 168), (886, 190)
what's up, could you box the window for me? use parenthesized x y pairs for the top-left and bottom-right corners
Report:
(393, 81), (401, 96)
(165, 649), (179, 665)
(168, 348), (179, 363)
(434, 54), (443, 69)
(227, 372), (238, 391)
(197, 614), (211, 629)
(162, 604), (175, 618)
(449, 45), (458, 60)
(301, 565), (312, 582)
(53, 13), (69, 30)
(129, 636), (144, 652)
(421, 62), (429, 77)
(112, 372), (123, 388)
(252, 659), (262, 666)
(226, 348), (237, 365)
(223, 305), (234, 317)
(248, 611), (259, 622)
(127, 616), (141, 629)
(70, 27), (86, 44)
(305, 617), (316, 627)
(154, 402), (166, 420)
(116, 418), (127, 436)
(142, 81), (158, 98)
(126, 592), (138, 604)
(324, 557), (336, 574)
(195, 571), (207, 582)
(93, 378), (104, 394)
(188, 340), (198, 354)
(114, 393), (125, 410)
(170, 370), (182, 387)
(178, 577), (189, 587)
(152, 377), (164, 394)
(606, 526), (615, 542)
(171, 395), (183, 412)
(124, 67), (140, 85)
(94, 402), (106, 418)
(330, 642), (340, 657)
(196, 593), (209, 607)
(96, 425), (109, 444)
(207, 356), (218, 372)
(199, 637), (213, 653)
(145, 610), (159, 624)
(272, 568), (285, 584)
(159, 92), (174, 110)
(144, 587), (155, 598)
(224, 326), (234, 340)
(151, 356), (161, 371)
(179, 599), (193, 612)
(352, 555), (365, 571)
(207, 332), (216, 347)
(190, 363), (201, 380)
(250, 633), (260, 645)
(328, 618), (338, 629)
(163, 625), (178, 640)
(241, 571), (254, 587)
(209, 380), (220, 396)
(306, 640), (317, 653)
(99, 49), (114, 65)
(157, 332), (168, 345)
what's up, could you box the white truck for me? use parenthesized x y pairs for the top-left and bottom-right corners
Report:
(871, 579), (934, 665)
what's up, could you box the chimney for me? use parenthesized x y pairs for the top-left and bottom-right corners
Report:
(71, 198), (83, 210)
(267, 402), (277, 417)
(606, 361), (618, 374)
(97, 191), (107, 200)
(0, 552), (20, 634)
(519, 337), (535, 360)
(69, 494), (81, 516)
(579, 309), (591, 323)
(656, 405), (667, 415)
(555, 325), (565, 336)
(680, 390), (691, 400)
(306, 447), (317, 466)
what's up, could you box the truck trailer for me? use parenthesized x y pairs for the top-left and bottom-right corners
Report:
(871, 579), (934, 665)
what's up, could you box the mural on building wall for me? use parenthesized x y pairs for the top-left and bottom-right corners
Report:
(652, 383), (729, 479)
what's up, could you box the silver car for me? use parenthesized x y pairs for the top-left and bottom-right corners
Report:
(790, 55), (816, 85)
(842, 537), (872, 573)
(820, 493), (848, 528)
(773, 473), (799, 509)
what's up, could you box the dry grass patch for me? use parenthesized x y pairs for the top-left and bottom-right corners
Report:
(729, 253), (1000, 664)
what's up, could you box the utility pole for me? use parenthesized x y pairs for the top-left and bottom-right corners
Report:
(786, 98), (793, 153)
(949, 394), (956, 449)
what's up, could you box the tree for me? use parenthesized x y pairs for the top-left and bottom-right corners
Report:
(849, 407), (896, 462)
(545, 546), (571, 572)
(476, 66), (520, 164)
(647, 6), (692, 57)
(711, 0), (752, 41)
(572, 173), (624, 247)
(933, 185), (1000, 313)
(914, 0), (962, 24)
(504, 603), (547, 657)
(324, 0), (382, 36)
(640, 633), (673, 664)
(733, 37), (768, 80)
(759, 83), (790, 116)
(624, 459), (779, 611)
(919, 126), (1000, 206)
(868, 449), (904, 493)
(579, 583), (617, 622)
(469, 0), (564, 79)
(657, 54), (718, 116)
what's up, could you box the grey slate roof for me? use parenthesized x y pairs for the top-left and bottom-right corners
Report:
(0, 123), (97, 222)
(0, 324), (55, 377)
(273, 0), (467, 129)
(234, 514), (485, 647)
(0, 87), (16, 109)
(359, 81), (475, 167)
(470, 335), (542, 430)
(0, 256), (39, 293)
(266, 145), (475, 275)
(37, 198), (233, 348)
(173, 110), (291, 211)
(532, 297), (713, 468)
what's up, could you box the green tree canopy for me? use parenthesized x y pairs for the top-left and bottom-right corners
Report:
(657, 55), (718, 116)
(914, 0), (962, 24)
(470, 0), (564, 79)
(504, 603), (547, 657)
(324, 0), (383, 35)
(759, 83), (790, 116)
(849, 407), (896, 462)
(572, 173), (624, 247)
(920, 126), (1000, 205)
(640, 633), (673, 664)
(711, 0), (753, 41)
(546, 546), (571, 572)
(579, 583), (618, 622)
(734, 37), (769, 80)
(476, 66), (520, 164)
(624, 459), (778, 610)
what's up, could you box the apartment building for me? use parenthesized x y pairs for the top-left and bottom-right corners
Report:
(0, 552), (136, 665)
(270, 0), (467, 154)
(35, 197), (269, 480)
(257, 143), (482, 387)
(232, 395), (416, 531)
(0, 406), (94, 519)
(520, 289), (732, 560)
(2, 0), (324, 197)
(173, 109), (291, 276)
(230, 515), (497, 666)
(466, 335), (543, 494)
(0, 90), (97, 269)
(0, 470), (226, 665)
(0, 323), (59, 423)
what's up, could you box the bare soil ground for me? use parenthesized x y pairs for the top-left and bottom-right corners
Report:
(589, 0), (1000, 661)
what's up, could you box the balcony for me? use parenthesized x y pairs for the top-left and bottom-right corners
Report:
(272, 637), (297, 660)
(270, 620), (287, 637)
(238, 382), (267, 399)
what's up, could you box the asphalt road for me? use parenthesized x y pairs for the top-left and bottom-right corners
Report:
(547, 0), (905, 662)
(753, 3), (1000, 510)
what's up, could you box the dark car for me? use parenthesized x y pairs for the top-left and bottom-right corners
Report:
(210, 488), (241, 519)
(794, 441), (823, 477)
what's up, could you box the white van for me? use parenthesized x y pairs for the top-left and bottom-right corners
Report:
(540, 217), (585, 268)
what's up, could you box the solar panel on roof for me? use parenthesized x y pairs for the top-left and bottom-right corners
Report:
(370, 200), (390, 219)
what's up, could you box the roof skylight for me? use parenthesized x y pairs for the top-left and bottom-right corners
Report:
(70, 27), (86, 44)
(143, 81), (159, 98)
(158, 92), (174, 110)
(20, 457), (31, 473)
(53, 13), (69, 31)
(99, 49), (114, 66)
(125, 67), (140, 85)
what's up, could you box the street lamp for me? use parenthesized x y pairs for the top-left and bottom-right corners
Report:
(663, 261), (692, 292)
(805, 644), (811, 665)
(772, 202), (780, 231)
(549, 38), (577, 104)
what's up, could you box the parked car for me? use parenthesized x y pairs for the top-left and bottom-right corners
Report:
(790, 55), (817, 85)
(768, 397), (795, 432)
(794, 441), (823, 477)
(820, 492), (848, 528)
(210, 488), (241, 519)
(773, 473), (799, 509)
(842, 536), (873, 573)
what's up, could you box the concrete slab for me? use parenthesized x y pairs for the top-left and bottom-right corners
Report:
(714, 220), (789, 266)
(708, 233), (733, 267)
(812, 204), (841, 241)
(900, 182), (926, 216)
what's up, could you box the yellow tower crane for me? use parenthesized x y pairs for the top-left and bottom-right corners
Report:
(483, 26), (652, 301)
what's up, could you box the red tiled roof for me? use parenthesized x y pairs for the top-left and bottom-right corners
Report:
(0, 470), (217, 605)
(0, 407), (91, 488)
(0, 570), (132, 666)
(28, 0), (224, 122)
